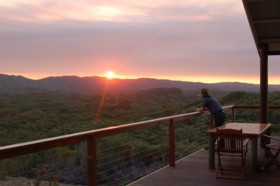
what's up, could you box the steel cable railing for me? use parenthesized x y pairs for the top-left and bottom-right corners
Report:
(95, 126), (169, 185)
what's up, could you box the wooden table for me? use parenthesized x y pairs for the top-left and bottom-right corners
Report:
(208, 122), (271, 172)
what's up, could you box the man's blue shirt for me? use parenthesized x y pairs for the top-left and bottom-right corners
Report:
(201, 96), (222, 114)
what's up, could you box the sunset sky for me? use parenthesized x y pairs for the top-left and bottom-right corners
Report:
(0, 0), (279, 84)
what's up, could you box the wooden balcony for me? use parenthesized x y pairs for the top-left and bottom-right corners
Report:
(129, 141), (280, 186)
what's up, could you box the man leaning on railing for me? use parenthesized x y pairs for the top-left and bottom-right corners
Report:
(196, 88), (226, 128)
(196, 88), (226, 150)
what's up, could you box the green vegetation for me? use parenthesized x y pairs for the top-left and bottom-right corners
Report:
(0, 88), (197, 146)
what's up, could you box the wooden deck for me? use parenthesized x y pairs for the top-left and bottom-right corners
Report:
(129, 142), (280, 186)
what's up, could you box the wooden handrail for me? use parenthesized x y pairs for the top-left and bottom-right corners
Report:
(231, 105), (280, 122)
(233, 105), (280, 109)
(0, 106), (235, 159)
(0, 110), (210, 159)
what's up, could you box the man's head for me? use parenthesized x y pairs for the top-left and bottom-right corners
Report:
(200, 88), (209, 97)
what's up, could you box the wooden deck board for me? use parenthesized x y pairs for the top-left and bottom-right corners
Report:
(129, 142), (280, 186)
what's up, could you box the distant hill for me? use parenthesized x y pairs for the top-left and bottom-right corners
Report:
(0, 74), (280, 93)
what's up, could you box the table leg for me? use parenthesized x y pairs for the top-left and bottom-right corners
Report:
(209, 135), (215, 169)
(251, 137), (258, 172)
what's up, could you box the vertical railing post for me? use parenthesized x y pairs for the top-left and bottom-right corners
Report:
(232, 106), (235, 122)
(210, 115), (214, 129)
(169, 119), (175, 167)
(87, 135), (97, 186)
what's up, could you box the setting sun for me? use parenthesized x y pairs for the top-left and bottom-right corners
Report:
(105, 71), (116, 79)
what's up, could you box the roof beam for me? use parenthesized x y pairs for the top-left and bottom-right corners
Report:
(260, 39), (280, 43)
(254, 18), (280, 24)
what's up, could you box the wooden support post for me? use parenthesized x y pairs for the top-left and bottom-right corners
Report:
(87, 136), (97, 186)
(259, 44), (268, 149)
(169, 119), (175, 167)
(259, 44), (268, 124)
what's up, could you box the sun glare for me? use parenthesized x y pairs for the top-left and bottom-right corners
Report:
(105, 71), (115, 79)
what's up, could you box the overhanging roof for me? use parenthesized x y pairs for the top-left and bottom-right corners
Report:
(243, 0), (280, 55)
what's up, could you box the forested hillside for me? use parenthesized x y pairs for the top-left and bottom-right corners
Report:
(2, 73), (280, 93)
(0, 88), (194, 145)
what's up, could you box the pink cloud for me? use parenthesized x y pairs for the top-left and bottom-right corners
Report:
(0, 0), (278, 83)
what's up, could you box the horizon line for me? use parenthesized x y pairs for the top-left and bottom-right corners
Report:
(0, 73), (269, 85)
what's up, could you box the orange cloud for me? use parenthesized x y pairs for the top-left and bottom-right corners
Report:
(150, 75), (261, 84)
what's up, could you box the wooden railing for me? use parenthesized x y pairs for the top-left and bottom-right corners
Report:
(231, 105), (280, 122)
(1, 105), (280, 185)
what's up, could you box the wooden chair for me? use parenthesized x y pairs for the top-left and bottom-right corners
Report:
(263, 135), (280, 170)
(215, 128), (249, 181)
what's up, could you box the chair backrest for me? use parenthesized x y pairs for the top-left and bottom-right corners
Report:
(216, 128), (244, 153)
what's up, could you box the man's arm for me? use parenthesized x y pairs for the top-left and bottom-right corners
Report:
(196, 107), (206, 113)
